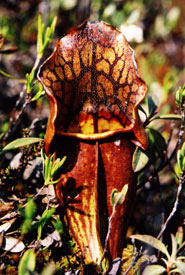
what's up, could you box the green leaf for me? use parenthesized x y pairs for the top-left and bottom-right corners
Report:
(177, 142), (185, 171)
(51, 156), (66, 176)
(37, 14), (57, 58)
(24, 200), (36, 220)
(148, 95), (158, 117)
(147, 128), (167, 161)
(171, 234), (177, 259)
(132, 146), (149, 172)
(152, 114), (181, 121)
(52, 218), (64, 235)
(130, 234), (170, 258)
(110, 189), (118, 206)
(37, 12), (44, 58)
(26, 68), (35, 94)
(42, 151), (66, 185)
(175, 226), (183, 247)
(138, 104), (147, 117)
(176, 85), (185, 107)
(31, 88), (45, 101)
(110, 185), (128, 206)
(143, 264), (166, 275)
(18, 249), (36, 275)
(37, 208), (55, 240)
(0, 137), (43, 155)
(21, 199), (36, 235)
(175, 260), (185, 275)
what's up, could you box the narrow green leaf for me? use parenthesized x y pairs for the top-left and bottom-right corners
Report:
(138, 104), (147, 117)
(110, 189), (118, 206)
(152, 114), (181, 121)
(171, 234), (177, 259)
(147, 128), (167, 161)
(148, 95), (157, 117)
(37, 208), (55, 240)
(25, 73), (30, 92)
(176, 85), (185, 107)
(46, 179), (61, 185)
(43, 27), (51, 48)
(18, 249), (36, 275)
(0, 137), (43, 155)
(52, 218), (64, 235)
(37, 12), (44, 57)
(25, 200), (36, 220)
(50, 16), (57, 34)
(132, 146), (149, 172)
(175, 226), (183, 247)
(143, 265), (166, 275)
(130, 234), (170, 258)
(21, 200), (36, 235)
(177, 142), (185, 171)
(51, 156), (66, 175)
(29, 69), (35, 84)
(31, 88), (45, 101)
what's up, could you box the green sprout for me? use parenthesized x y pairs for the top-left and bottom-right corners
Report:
(176, 85), (185, 108)
(26, 13), (57, 94)
(110, 184), (128, 207)
(177, 142), (185, 173)
(37, 12), (57, 59)
(42, 150), (66, 186)
(26, 68), (35, 94)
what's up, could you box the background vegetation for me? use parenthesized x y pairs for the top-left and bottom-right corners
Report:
(0, 0), (185, 274)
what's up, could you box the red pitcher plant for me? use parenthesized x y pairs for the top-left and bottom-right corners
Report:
(38, 21), (147, 265)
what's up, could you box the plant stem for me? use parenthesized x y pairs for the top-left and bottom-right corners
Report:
(3, 54), (41, 142)
(99, 204), (116, 269)
(157, 171), (184, 239)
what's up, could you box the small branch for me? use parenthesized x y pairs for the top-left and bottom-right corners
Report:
(99, 204), (116, 268)
(1, 235), (24, 257)
(168, 106), (185, 162)
(3, 54), (42, 142)
(0, 185), (45, 222)
(157, 172), (184, 239)
(138, 105), (185, 190)
(123, 240), (138, 275)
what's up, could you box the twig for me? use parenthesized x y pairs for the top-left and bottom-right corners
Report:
(99, 204), (116, 269)
(168, 106), (185, 162)
(0, 185), (45, 222)
(3, 55), (41, 142)
(157, 172), (184, 239)
(138, 103), (185, 190)
(156, 102), (185, 239)
(1, 235), (24, 257)
(123, 240), (139, 275)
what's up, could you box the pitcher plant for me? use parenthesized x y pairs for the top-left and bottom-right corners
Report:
(38, 21), (147, 265)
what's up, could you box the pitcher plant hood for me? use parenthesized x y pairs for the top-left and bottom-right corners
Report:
(38, 21), (147, 153)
